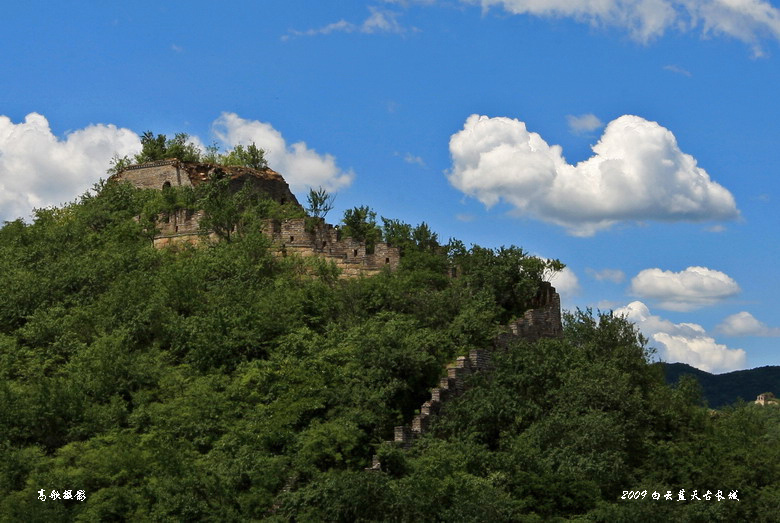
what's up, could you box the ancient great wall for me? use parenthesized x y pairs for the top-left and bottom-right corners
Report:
(116, 160), (565, 464)
(370, 281), (563, 469)
(152, 210), (400, 277)
(114, 160), (401, 277)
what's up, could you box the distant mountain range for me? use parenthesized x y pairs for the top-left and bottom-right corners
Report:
(661, 362), (780, 409)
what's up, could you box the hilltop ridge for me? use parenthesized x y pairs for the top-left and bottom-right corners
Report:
(663, 362), (780, 408)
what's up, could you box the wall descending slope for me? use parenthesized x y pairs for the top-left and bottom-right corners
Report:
(369, 282), (563, 469)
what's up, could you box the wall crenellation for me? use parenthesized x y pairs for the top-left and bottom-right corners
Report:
(154, 215), (401, 277)
(261, 217), (401, 276)
(369, 282), (562, 469)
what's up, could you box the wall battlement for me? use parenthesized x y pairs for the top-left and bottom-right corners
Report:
(261, 217), (400, 277)
(152, 213), (400, 277)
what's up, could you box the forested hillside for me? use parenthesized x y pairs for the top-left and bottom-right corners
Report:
(1, 180), (778, 521)
(663, 362), (780, 408)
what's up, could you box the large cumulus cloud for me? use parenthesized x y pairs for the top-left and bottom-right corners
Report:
(615, 300), (746, 373)
(0, 113), (140, 222)
(630, 266), (740, 311)
(447, 114), (738, 236)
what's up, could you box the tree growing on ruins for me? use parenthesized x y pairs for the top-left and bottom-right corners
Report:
(219, 143), (267, 170)
(453, 245), (564, 321)
(342, 206), (382, 253)
(306, 187), (336, 220)
(196, 170), (241, 242)
(134, 132), (202, 164)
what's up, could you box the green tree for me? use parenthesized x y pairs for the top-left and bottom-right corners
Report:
(220, 143), (267, 170)
(134, 132), (201, 164)
(201, 142), (222, 164)
(106, 154), (133, 175)
(306, 187), (335, 220)
(196, 170), (240, 242)
(381, 217), (413, 252)
(454, 245), (564, 320)
(341, 206), (382, 253)
(411, 222), (439, 252)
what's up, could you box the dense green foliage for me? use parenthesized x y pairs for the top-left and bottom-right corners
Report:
(107, 132), (268, 174)
(341, 206), (383, 254)
(134, 132), (203, 164)
(0, 181), (778, 520)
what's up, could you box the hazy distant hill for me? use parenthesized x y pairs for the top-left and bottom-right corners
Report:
(662, 362), (780, 408)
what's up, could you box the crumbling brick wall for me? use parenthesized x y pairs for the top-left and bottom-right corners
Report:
(263, 218), (400, 276)
(115, 160), (189, 190)
(502, 281), (563, 342)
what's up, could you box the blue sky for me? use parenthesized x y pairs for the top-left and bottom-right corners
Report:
(1, 0), (778, 373)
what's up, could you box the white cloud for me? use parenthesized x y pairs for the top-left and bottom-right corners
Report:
(630, 266), (740, 311)
(717, 311), (780, 337)
(283, 20), (354, 40)
(0, 113), (140, 222)
(284, 7), (410, 39)
(403, 153), (426, 166)
(447, 114), (738, 236)
(466, 0), (780, 51)
(586, 268), (626, 283)
(663, 64), (692, 77)
(362, 7), (407, 33)
(455, 213), (475, 222)
(549, 265), (581, 298)
(211, 112), (354, 193)
(688, 0), (780, 57)
(470, 0), (679, 42)
(615, 300), (746, 373)
(566, 113), (604, 134)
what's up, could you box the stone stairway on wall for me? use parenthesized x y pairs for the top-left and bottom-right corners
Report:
(368, 282), (562, 470)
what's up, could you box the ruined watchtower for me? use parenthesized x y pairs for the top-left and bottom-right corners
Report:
(113, 160), (401, 275)
(112, 159), (300, 207)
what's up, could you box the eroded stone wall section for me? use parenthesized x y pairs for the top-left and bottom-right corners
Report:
(499, 281), (562, 344)
(116, 160), (190, 190)
(114, 159), (300, 207)
(261, 218), (400, 277)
